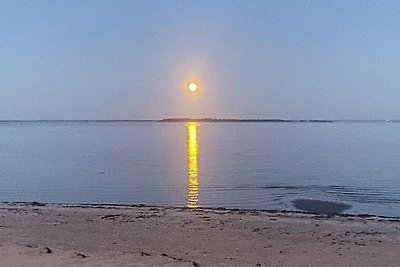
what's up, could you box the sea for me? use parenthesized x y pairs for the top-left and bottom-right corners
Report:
(1, 121), (400, 217)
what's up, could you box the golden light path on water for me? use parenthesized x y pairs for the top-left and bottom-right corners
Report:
(186, 122), (199, 208)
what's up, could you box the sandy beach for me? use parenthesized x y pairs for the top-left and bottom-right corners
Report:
(1, 202), (400, 266)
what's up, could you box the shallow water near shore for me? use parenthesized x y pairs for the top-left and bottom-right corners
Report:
(1, 121), (400, 216)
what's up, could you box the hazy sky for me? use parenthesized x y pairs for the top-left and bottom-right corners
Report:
(1, 1), (400, 120)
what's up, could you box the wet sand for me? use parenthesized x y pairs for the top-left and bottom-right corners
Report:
(1, 202), (400, 266)
(293, 199), (352, 214)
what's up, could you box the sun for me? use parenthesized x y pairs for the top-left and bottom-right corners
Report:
(187, 82), (198, 93)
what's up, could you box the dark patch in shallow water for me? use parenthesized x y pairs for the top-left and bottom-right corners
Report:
(293, 199), (351, 214)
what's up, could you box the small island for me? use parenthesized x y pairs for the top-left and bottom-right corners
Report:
(159, 118), (334, 123)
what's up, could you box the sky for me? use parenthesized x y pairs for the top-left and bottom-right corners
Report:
(1, 0), (400, 120)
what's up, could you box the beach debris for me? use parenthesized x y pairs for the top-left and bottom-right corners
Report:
(161, 253), (185, 262)
(30, 201), (46, 207)
(74, 252), (87, 258)
(355, 242), (366, 246)
(354, 231), (380, 236)
(101, 214), (122, 220)
(40, 246), (52, 254)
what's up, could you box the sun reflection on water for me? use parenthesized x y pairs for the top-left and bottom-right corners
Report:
(186, 122), (199, 208)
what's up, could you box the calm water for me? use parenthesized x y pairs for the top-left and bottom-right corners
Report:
(1, 121), (400, 217)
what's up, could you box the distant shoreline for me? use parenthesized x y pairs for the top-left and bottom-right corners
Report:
(0, 118), (399, 123)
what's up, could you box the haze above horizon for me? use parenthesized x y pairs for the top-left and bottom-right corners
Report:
(1, 1), (400, 120)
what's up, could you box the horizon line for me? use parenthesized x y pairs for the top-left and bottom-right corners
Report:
(0, 118), (398, 123)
